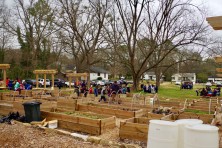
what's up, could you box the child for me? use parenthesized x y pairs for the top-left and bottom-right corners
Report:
(99, 86), (107, 102)
(94, 85), (98, 97)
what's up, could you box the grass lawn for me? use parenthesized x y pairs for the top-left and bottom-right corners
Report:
(157, 82), (210, 100)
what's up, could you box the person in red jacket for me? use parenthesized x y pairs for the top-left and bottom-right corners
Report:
(6, 77), (9, 87)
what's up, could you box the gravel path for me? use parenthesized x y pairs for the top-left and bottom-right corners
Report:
(0, 122), (106, 148)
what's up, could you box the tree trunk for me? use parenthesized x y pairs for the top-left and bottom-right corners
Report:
(132, 75), (140, 91)
(156, 73), (161, 88)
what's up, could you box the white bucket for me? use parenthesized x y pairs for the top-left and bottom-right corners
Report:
(147, 120), (179, 148)
(175, 119), (203, 148)
(149, 98), (154, 106)
(184, 124), (219, 148)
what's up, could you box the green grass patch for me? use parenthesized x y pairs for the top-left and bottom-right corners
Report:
(0, 90), (11, 92)
(61, 111), (106, 119)
(184, 109), (213, 114)
(157, 83), (209, 100)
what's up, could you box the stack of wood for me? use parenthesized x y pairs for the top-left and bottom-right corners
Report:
(30, 118), (58, 129)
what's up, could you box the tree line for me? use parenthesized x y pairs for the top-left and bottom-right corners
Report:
(0, 0), (220, 90)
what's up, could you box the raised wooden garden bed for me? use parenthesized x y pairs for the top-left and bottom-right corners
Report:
(0, 102), (13, 115)
(77, 103), (145, 118)
(0, 99), (56, 115)
(175, 111), (214, 124)
(41, 111), (116, 135)
(21, 90), (32, 97)
(1, 91), (19, 100)
(119, 117), (150, 142)
(57, 98), (78, 111)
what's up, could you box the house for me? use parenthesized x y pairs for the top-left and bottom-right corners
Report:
(142, 72), (164, 81)
(63, 65), (109, 81)
(89, 67), (109, 81)
(208, 77), (222, 83)
(171, 73), (196, 84)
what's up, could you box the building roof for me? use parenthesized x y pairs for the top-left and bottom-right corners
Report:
(145, 72), (155, 75)
(90, 67), (109, 74)
(172, 73), (196, 77)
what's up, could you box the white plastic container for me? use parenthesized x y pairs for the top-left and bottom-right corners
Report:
(48, 120), (58, 129)
(147, 120), (179, 148)
(175, 119), (203, 148)
(184, 124), (219, 148)
(149, 98), (154, 106)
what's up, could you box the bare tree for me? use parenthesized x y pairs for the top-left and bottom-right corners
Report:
(108, 0), (209, 90)
(0, 0), (13, 63)
(56, 0), (111, 75)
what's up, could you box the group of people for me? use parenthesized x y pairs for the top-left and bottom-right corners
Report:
(73, 80), (131, 103)
(6, 78), (32, 94)
(141, 83), (158, 94)
(196, 86), (221, 97)
(97, 81), (131, 103)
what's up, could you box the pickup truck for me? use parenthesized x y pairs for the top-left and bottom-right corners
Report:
(38, 78), (50, 87)
(65, 81), (75, 87)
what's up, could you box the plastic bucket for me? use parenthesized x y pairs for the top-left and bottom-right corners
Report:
(175, 119), (203, 148)
(184, 124), (219, 148)
(147, 120), (179, 148)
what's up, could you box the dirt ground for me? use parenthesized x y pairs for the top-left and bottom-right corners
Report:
(1, 121), (222, 148)
(0, 122), (106, 148)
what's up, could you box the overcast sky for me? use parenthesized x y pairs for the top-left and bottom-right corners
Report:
(5, 0), (222, 38)
(193, 0), (222, 17)
(6, 0), (222, 15)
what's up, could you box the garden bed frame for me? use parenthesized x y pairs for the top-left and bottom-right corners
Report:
(119, 117), (150, 142)
(41, 111), (116, 135)
(77, 103), (145, 118)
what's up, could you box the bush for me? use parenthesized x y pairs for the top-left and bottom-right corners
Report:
(97, 77), (102, 80)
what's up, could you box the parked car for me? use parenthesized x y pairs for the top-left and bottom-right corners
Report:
(175, 81), (181, 85)
(53, 78), (66, 87)
(215, 81), (222, 87)
(65, 80), (75, 87)
(205, 82), (212, 87)
(96, 80), (105, 86)
(24, 79), (36, 86)
(38, 78), (50, 87)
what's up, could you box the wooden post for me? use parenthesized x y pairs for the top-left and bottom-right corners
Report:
(51, 74), (54, 89)
(76, 78), (78, 86)
(44, 74), (46, 89)
(36, 74), (39, 88)
(69, 77), (71, 89)
(3, 69), (6, 87)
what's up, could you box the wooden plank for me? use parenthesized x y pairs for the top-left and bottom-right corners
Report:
(135, 110), (146, 117)
(13, 101), (25, 115)
(215, 57), (222, 63)
(33, 69), (57, 74)
(147, 113), (164, 119)
(216, 74), (222, 77)
(77, 104), (139, 118)
(119, 130), (147, 142)
(41, 111), (100, 127)
(120, 121), (148, 133)
(57, 99), (77, 111)
(58, 120), (100, 135)
(101, 116), (116, 127)
(21, 90), (32, 97)
(0, 104), (13, 115)
(136, 117), (151, 124)
(216, 68), (222, 73)
(207, 16), (222, 30)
